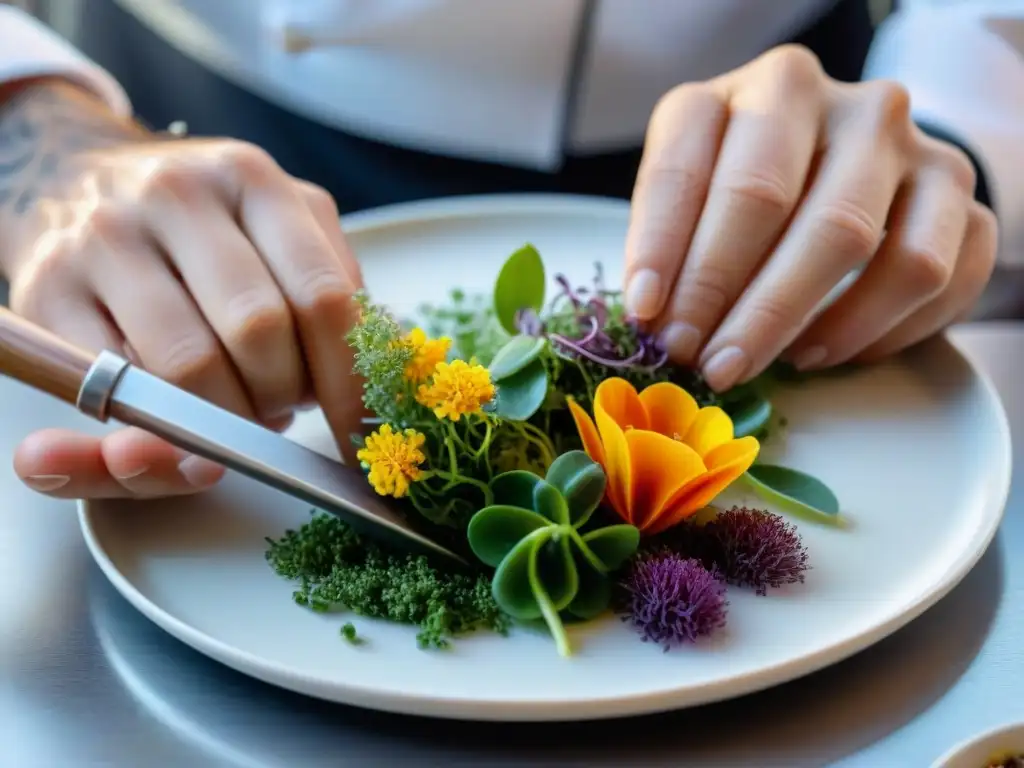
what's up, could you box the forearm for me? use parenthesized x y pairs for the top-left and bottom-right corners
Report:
(0, 78), (150, 278)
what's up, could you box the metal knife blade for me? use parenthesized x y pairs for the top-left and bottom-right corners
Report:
(78, 351), (466, 565)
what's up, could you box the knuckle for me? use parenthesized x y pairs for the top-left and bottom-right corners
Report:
(812, 201), (881, 263)
(857, 80), (913, 143)
(636, 160), (708, 207)
(865, 79), (912, 120)
(299, 183), (339, 218)
(721, 169), (796, 215)
(150, 332), (222, 389)
(673, 263), (739, 320)
(292, 267), (354, 319)
(83, 204), (137, 245)
(761, 44), (824, 92)
(748, 294), (800, 334)
(218, 141), (278, 181)
(899, 246), (953, 295)
(222, 290), (293, 354)
(649, 82), (721, 132)
(924, 141), (977, 196)
(141, 160), (204, 201)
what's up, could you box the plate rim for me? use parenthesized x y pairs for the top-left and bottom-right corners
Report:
(78, 193), (1014, 722)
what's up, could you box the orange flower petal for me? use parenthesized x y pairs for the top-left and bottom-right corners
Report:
(638, 381), (698, 440)
(568, 397), (606, 467)
(683, 405), (735, 458)
(703, 436), (760, 471)
(594, 378), (649, 432)
(647, 437), (760, 534)
(623, 429), (706, 531)
(594, 393), (635, 523)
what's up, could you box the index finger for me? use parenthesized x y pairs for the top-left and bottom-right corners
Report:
(623, 84), (729, 321)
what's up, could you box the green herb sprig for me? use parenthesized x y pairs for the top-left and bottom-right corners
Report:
(266, 512), (510, 649)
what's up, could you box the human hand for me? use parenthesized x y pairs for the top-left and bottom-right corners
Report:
(7, 128), (363, 499)
(624, 45), (997, 392)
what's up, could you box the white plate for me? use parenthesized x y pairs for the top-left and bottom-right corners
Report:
(80, 194), (1012, 722)
(934, 722), (1024, 767)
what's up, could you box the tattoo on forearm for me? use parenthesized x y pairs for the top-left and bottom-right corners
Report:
(0, 80), (146, 218)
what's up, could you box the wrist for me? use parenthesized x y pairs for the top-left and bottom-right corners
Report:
(0, 78), (152, 279)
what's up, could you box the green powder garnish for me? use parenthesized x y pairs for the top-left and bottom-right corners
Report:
(265, 512), (509, 649)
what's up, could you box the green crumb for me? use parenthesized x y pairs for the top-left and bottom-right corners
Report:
(265, 512), (510, 649)
(340, 622), (360, 644)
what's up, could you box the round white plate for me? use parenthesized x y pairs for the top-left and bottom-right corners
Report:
(80, 194), (1012, 722)
(934, 722), (1024, 767)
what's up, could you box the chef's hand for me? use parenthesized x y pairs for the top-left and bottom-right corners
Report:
(624, 45), (997, 392)
(3, 82), (364, 499)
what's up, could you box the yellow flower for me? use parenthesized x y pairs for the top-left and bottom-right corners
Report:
(416, 360), (495, 421)
(402, 327), (450, 382)
(568, 378), (759, 534)
(356, 424), (427, 498)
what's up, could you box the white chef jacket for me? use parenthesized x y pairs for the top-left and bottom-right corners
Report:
(0, 1), (1022, 264)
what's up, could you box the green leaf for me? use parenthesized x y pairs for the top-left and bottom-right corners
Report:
(494, 243), (546, 335)
(492, 358), (548, 420)
(581, 525), (640, 571)
(490, 470), (543, 510)
(492, 529), (548, 619)
(488, 335), (547, 382)
(744, 464), (844, 525)
(467, 505), (550, 568)
(535, 533), (579, 612)
(730, 396), (773, 439)
(566, 544), (612, 620)
(532, 479), (569, 525)
(544, 450), (606, 528)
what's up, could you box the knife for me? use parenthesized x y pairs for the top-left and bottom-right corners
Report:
(0, 307), (466, 565)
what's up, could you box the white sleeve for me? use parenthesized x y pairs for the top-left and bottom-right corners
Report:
(863, 1), (1024, 266)
(0, 5), (130, 117)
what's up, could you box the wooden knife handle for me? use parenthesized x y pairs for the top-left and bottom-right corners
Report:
(0, 307), (95, 405)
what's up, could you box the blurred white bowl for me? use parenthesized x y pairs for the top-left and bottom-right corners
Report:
(933, 722), (1024, 768)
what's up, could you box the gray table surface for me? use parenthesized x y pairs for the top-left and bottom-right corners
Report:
(2, 322), (1021, 768)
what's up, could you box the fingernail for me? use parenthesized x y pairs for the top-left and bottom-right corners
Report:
(792, 345), (828, 371)
(265, 413), (296, 433)
(625, 269), (663, 319)
(658, 322), (702, 363)
(702, 346), (749, 391)
(112, 466), (148, 481)
(24, 474), (70, 492)
(178, 455), (221, 487)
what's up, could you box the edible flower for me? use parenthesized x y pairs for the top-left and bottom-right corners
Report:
(619, 551), (728, 648)
(402, 327), (450, 382)
(568, 378), (759, 533)
(700, 507), (809, 595)
(416, 360), (495, 421)
(356, 424), (426, 497)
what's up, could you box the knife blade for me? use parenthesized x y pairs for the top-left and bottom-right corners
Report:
(0, 308), (466, 565)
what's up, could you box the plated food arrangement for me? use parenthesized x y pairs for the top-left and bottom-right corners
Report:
(266, 245), (845, 655)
